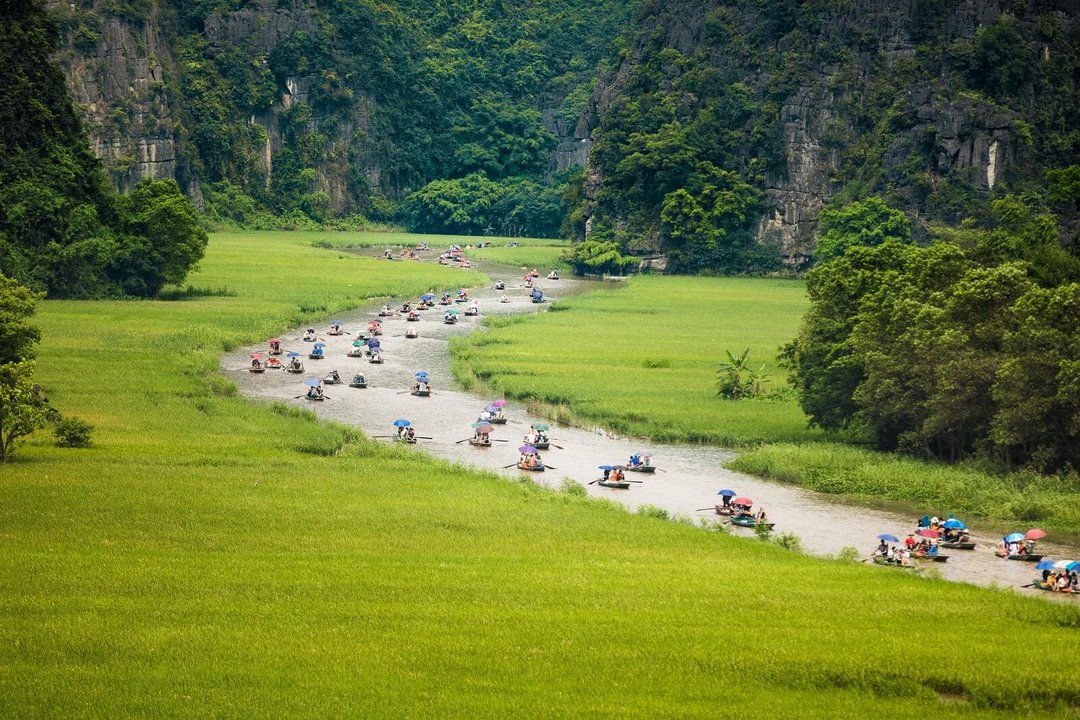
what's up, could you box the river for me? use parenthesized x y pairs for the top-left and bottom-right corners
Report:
(221, 258), (1078, 598)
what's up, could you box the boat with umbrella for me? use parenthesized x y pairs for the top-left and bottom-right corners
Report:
(1033, 559), (1079, 594)
(302, 378), (324, 401)
(489, 399), (508, 424)
(348, 372), (367, 388)
(596, 465), (629, 489)
(418, 293), (435, 309)
(285, 352), (305, 373)
(728, 496), (773, 528)
(517, 445), (544, 471)
(411, 371), (431, 396)
(626, 450), (656, 473)
(469, 422), (494, 447)
(996, 530), (1045, 561)
(308, 342), (326, 360)
(347, 339), (365, 357)
(938, 517), (975, 549)
(525, 423), (550, 450)
(393, 418), (416, 444)
(443, 309), (459, 325)
(711, 489), (737, 515)
(870, 533), (918, 569)
(267, 338), (283, 355)
(249, 352), (266, 373)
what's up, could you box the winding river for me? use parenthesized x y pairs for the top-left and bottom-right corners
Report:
(222, 259), (1079, 597)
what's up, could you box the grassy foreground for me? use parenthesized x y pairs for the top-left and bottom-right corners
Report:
(2, 233), (1080, 717)
(450, 275), (1080, 534)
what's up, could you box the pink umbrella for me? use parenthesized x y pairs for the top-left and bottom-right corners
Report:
(1025, 529), (1047, 540)
(916, 529), (941, 538)
(732, 497), (753, 507)
(250, 352), (263, 359)
(492, 399), (508, 407)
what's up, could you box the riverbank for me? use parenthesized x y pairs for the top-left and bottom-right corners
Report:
(4, 231), (1079, 717)
(449, 274), (1080, 535)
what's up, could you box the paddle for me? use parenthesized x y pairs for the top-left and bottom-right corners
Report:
(491, 438), (509, 443)
(454, 438), (472, 444)
(1020, 582), (1039, 589)
(501, 463), (518, 469)
(415, 436), (434, 440)
(542, 465), (557, 470)
(695, 507), (715, 512)
(587, 480), (598, 485)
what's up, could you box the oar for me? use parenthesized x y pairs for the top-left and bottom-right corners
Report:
(695, 507), (715, 512)
(587, 480), (598, 485)
(549, 443), (565, 450)
(542, 465), (557, 470)
(626, 479), (644, 483)
(415, 436), (434, 440)
(1020, 582), (1039, 588)
(501, 463), (518, 469)
(491, 439), (509, 443)
(454, 438), (472, 444)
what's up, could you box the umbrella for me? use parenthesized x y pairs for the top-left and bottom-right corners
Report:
(1035, 560), (1056, 571)
(303, 379), (321, 387)
(492, 400), (508, 408)
(531, 423), (550, 431)
(330, 320), (341, 325)
(942, 519), (966, 530)
(393, 419), (411, 427)
(611, 464), (626, 471)
(367, 339), (381, 348)
(597, 465), (614, 471)
(268, 338), (280, 343)
(313, 342), (326, 348)
(717, 489), (737, 497)
(471, 421), (492, 428)
(415, 371), (429, 379)
(474, 424), (494, 434)
(1025, 529), (1047, 540)
(519, 445), (537, 454)
(1004, 533), (1025, 543)
(287, 351), (301, 358)
(421, 294), (435, 301)
(250, 352), (263, 359)
(1052, 560), (1079, 571)
(732, 496), (753, 507)
(877, 534), (900, 543)
(352, 340), (364, 346)
(445, 309), (459, 315)
(916, 529), (941, 538)
(485, 405), (498, 413)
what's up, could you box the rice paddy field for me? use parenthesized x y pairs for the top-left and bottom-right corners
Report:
(452, 276), (821, 444)
(3, 232), (1080, 718)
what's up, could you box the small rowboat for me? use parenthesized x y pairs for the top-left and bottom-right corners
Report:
(268, 349), (283, 356)
(439, 298), (452, 305)
(996, 551), (1044, 561)
(454, 298), (468, 303)
(395, 437), (417, 444)
(308, 352), (324, 360)
(287, 365), (305, 374)
(347, 348), (364, 357)
(305, 395), (324, 402)
(729, 515), (774, 529)
(265, 359), (284, 370)
(405, 329), (418, 339)
(323, 375), (341, 385)
(597, 479), (630, 489)
(249, 366), (265, 373)
(468, 439), (491, 447)
(464, 308), (478, 316)
(940, 541), (976, 550)
(713, 505), (735, 516)
(490, 417), (507, 425)
(327, 329), (344, 336)
(444, 317), (458, 325)
(871, 556), (918, 570)
(412, 389), (431, 397)
(378, 311), (395, 317)
(626, 465), (656, 474)
(912, 553), (949, 563)
(1033, 580), (1077, 595)
(533, 441), (550, 450)
(348, 380), (367, 388)
(406, 316), (420, 322)
(369, 356), (383, 364)
(518, 462), (545, 472)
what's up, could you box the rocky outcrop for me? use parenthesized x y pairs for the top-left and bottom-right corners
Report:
(52, 3), (177, 193)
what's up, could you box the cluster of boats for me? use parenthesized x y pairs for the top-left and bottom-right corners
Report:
(702, 490), (773, 528)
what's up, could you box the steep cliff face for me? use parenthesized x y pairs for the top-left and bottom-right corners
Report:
(51, 2), (178, 194)
(578, 0), (1080, 265)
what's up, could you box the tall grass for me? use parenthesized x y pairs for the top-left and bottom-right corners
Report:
(2, 232), (1079, 717)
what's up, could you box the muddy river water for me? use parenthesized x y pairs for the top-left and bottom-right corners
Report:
(222, 260), (1078, 597)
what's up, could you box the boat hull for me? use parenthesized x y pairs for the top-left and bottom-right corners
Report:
(518, 464), (545, 472)
(412, 390), (430, 397)
(468, 440), (491, 447)
(490, 418), (507, 425)
(348, 383), (367, 389)
(940, 541), (976, 550)
(249, 367), (265, 373)
(996, 552), (1044, 561)
(598, 480), (630, 489)
(730, 516), (774, 529)
(626, 465), (656, 474)
(872, 556), (917, 570)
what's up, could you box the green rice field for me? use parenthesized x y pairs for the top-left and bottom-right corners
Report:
(2, 232), (1079, 717)
(453, 275), (820, 444)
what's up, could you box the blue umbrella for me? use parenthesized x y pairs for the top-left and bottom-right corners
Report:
(877, 534), (900, 543)
(287, 351), (300, 358)
(1035, 560), (1056, 570)
(421, 294), (434, 301)
(393, 419), (411, 427)
(942, 519), (966, 530)
(717, 489), (737, 497)
(303, 379), (321, 387)
(1004, 533), (1025, 543)
(330, 320), (341, 325)
(598, 465), (614, 471)
(314, 342), (326, 348)
(415, 371), (429, 379)
(367, 339), (381, 348)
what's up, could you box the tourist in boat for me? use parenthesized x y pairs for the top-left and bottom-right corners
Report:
(405, 427), (416, 442)
(628, 454), (641, 468)
(499, 294), (510, 303)
(494, 281), (505, 290)
(874, 539), (889, 557)
(400, 301), (412, 313)
(303, 328), (317, 341)
(269, 340), (281, 353)
(917, 515), (931, 528)
(351, 373), (365, 385)
(305, 385), (323, 400)
(287, 357), (303, 372)
(251, 358), (262, 370)
(904, 534), (917, 550)
(755, 507), (768, 523)
(266, 357), (284, 369)
(492, 406), (504, 421)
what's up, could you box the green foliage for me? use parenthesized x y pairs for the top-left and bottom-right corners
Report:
(0, 360), (50, 462)
(786, 196), (1080, 471)
(565, 235), (637, 275)
(715, 348), (770, 400)
(53, 416), (93, 448)
(816, 197), (912, 263)
(0, 275), (44, 364)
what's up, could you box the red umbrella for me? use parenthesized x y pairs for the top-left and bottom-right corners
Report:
(268, 338), (280, 343)
(916, 529), (941, 538)
(250, 352), (263, 359)
(732, 497), (753, 507)
(1025, 529), (1047, 540)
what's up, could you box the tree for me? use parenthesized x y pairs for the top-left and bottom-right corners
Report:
(716, 348), (769, 399)
(0, 274), (44, 364)
(815, 197), (912, 263)
(0, 360), (49, 462)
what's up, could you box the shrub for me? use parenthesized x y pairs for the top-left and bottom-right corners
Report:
(54, 417), (93, 448)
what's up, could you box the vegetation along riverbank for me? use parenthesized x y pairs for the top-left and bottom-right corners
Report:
(451, 275), (1080, 534)
(2, 231), (1078, 717)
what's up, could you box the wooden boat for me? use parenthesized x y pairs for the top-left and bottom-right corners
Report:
(323, 374), (341, 385)
(308, 352), (324, 360)
(268, 348), (283, 356)
(533, 440), (550, 450)
(378, 311), (395, 317)
(518, 462), (545, 472)
(443, 317), (458, 325)
(464, 308), (478, 316)
(912, 552), (949, 563)
(405, 329), (418, 339)
(369, 356), (383, 364)
(996, 551), (1044, 561)
(348, 380), (367, 388)
(265, 358), (284, 370)
(395, 437), (417, 444)
(729, 514), (774, 529)
(406, 315), (420, 322)
(412, 388), (431, 397)
(286, 364), (305, 374)
(347, 348), (364, 357)
(249, 365), (265, 373)
(454, 297), (468, 303)
(305, 394), (324, 402)
(468, 439), (491, 447)
(490, 417), (507, 425)
(1033, 581), (1077, 595)
(626, 465), (656, 474)
(439, 298), (452, 305)
(940, 541), (976, 550)
(713, 505), (735, 516)
(871, 555), (917, 570)
(597, 479), (630, 489)
(327, 329), (344, 336)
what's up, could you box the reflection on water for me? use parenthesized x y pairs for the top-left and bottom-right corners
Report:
(222, 263), (1078, 598)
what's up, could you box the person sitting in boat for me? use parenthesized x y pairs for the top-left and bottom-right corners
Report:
(547, 270), (559, 280)
(405, 427), (416, 442)
(494, 281), (505, 290)
(929, 516), (940, 529)
(266, 357), (284, 369)
(755, 508), (768, 523)
(401, 301), (412, 313)
(903, 534), (917, 550)
(306, 385), (323, 400)
(874, 539), (888, 556)
(287, 358), (303, 372)
(269, 340), (281, 352)
(917, 515), (931, 529)
(251, 358), (262, 369)
(325, 370), (340, 384)
(492, 407), (504, 421)
(351, 373), (365, 385)
(384, 250), (393, 260)
(303, 328), (317, 341)
(499, 294), (510, 303)
(611, 467), (624, 483)
(370, 350), (381, 361)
